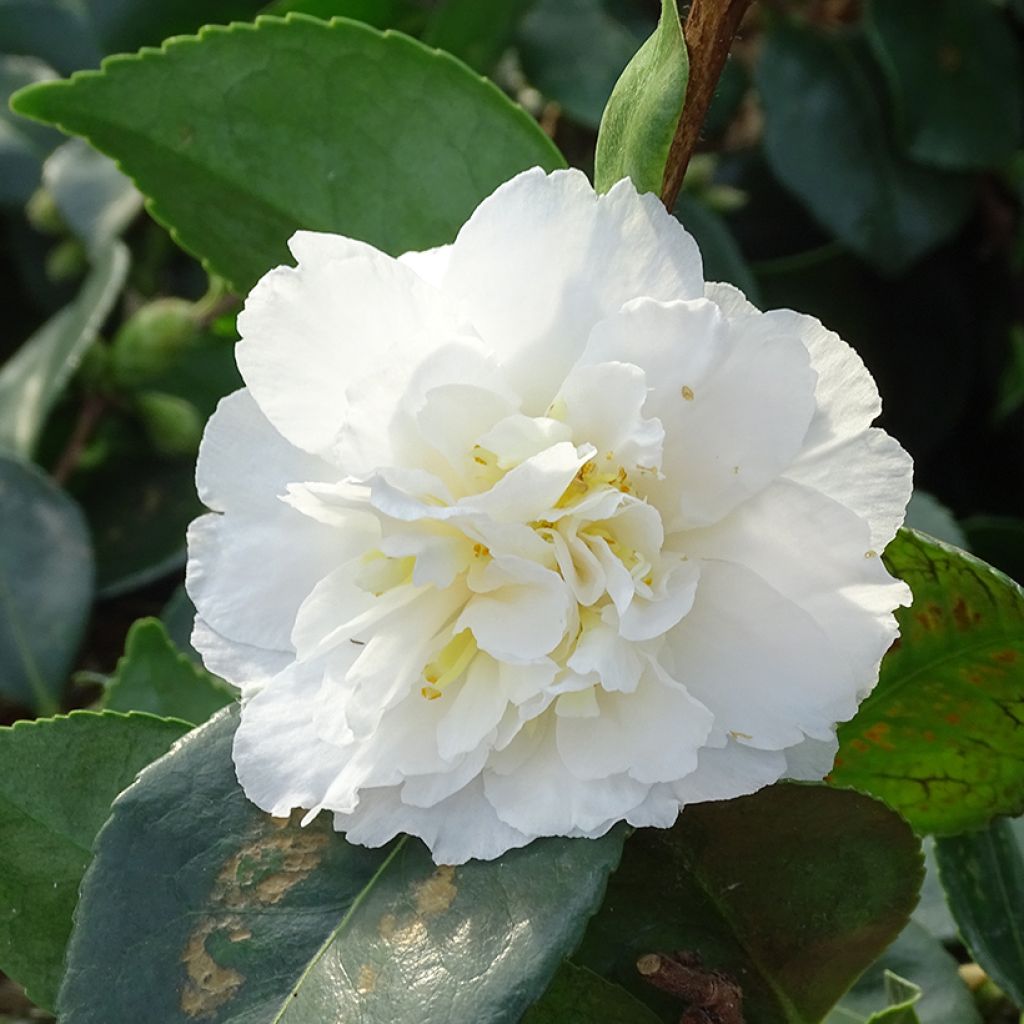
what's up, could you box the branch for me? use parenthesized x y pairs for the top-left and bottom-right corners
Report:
(660, 0), (754, 211)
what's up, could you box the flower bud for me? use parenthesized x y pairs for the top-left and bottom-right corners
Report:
(26, 186), (66, 236)
(134, 391), (203, 457)
(109, 298), (199, 390)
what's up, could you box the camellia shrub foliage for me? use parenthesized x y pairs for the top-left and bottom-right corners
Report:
(2, 0), (1024, 1022)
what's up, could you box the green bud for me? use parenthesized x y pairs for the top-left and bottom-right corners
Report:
(109, 298), (200, 390)
(26, 186), (66, 235)
(45, 239), (87, 282)
(134, 391), (203, 457)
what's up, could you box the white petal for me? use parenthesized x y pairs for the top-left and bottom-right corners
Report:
(556, 661), (713, 783)
(439, 168), (703, 411)
(568, 616), (644, 693)
(581, 298), (817, 529)
(618, 557), (700, 642)
(237, 250), (475, 470)
(190, 617), (287, 696)
(398, 243), (451, 289)
(783, 733), (839, 781)
(670, 740), (788, 804)
(437, 655), (508, 760)
(664, 561), (858, 749)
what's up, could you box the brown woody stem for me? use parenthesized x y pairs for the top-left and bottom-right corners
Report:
(660, 0), (754, 211)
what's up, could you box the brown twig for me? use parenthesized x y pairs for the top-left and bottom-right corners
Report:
(637, 951), (745, 1024)
(660, 0), (755, 211)
(52, 391), (107, 487)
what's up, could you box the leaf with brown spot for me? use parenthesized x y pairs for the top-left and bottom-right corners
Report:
(57, 705), (625, 1024)
(831, 529), (1024, 834)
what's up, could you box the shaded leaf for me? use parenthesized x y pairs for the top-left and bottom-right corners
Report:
(518, 0), (652, 128)
(575, 784), (923, 1024)
(675, 192), (760, 304)
(102, 617), (233, 724)
(160, 583), (200, 660)
(0, 711), (189, 1010)
(0, 453), (93, 713)
(43, 138), (141, 253)
(0, 241), (128, 458)
(422, 0), (536, 73)
(0, 1), (101, 76)
(905, 491), (966, 550)
(594, 0), (687, 196)
(58, 705), (625, 1023)
(911, 839), (958, 944)
(831, 529), (1024, 834)
(867, 0), (1022, 170)
(935, 816), (1024, 1005)
(757, 23), (973, 274)
(961, 515), (1024, 586)
(12, 15), (564, 292)
(0, 54), (61, 205)
(827, 922), (979, 1024)
(523, 962), (661, 1024)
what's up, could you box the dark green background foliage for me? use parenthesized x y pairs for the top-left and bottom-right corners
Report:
(1, 0), (1024, 1021)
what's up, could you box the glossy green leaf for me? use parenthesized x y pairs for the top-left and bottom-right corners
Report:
(43, 138), (141, 253)
(831, 529), (1024, 834)
(0, 54), (61, 205)
(12, 15), (565, 292)
(518, 0), (652, 128)
(423, 0), (536, 72)
(102, 618), (233, 725)
(827, 923), (979, 1024)
(757, 24), (973, 274)
(935, 816), (1024, 1005)
(0, 711), (189, 1010)
(575, 784), (923, 1024)
(0, 453), (93, 713)
(867, 0), (1022, 170)
(594, 0), (687, 196)
(523, 963), (661, 1024)
(264, 0), (425, 32)
(58, 705), (625, 1024)
(0, 241), (127, 458)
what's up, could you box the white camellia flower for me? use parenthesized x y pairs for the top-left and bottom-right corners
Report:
(186, 168), (913, 865)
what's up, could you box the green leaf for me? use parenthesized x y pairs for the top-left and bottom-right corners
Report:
(523, 963), (661, 1024)
(265, 0), (425, 31)
(42, 138), (141, 253)
(827, 923), (979, 1024)
(58, 705), (625, 1023)
(0, 54), (61, 206)
(160, 583), (201, 661)
(0, 711), (190, 1010)
(594, 0), (687, 196)
(867, 973), (921, 1024)
(675, 192), (761, 304)
(961, 515), (1024, 586)
(76, 453), (202, 597)
(422, 0), (537, 73)
(518, 0), (653, 128)
(0, 453), (93, 713)
(757, 23), (973, 274)
(866, 0), (1023, 170)
(935, 816), (1024, 1005)
(575, 784), (923, 1024)
(12, 15), (565, 293)
(0, 241), (128, 458)
(0, 1), (101, 76)
(830, 529), (1024, 834)
(102, 618), (233, 725)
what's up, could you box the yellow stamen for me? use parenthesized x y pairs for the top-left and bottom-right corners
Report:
(420, 629), (478, 700)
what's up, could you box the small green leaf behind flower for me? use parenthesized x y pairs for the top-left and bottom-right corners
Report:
(102, 618), (234, 726)
(594, 0), (687, 197)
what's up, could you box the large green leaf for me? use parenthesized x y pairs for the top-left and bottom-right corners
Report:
(594, 0), (687, 196)
(523, 963), (661, 1024)
(517, 0), (652, 128)
(826, 922), (979, 1024)
(831, 529), (1024, 834)
(866, 0), (1022, 171)
(0, 241), (128, 458)
(0, 453), (93, 713)
(102, 617), (233, 725)
(0, 711), (190, 1011)
(934, 816), (1024, 1005)
(575, 784), (923, 1024)
(757, 23), (973, 274)
(12, 14), (565, 292)
(58, 704), (625, 1023)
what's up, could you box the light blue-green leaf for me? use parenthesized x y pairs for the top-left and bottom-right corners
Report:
(594, 0), (687, 196)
